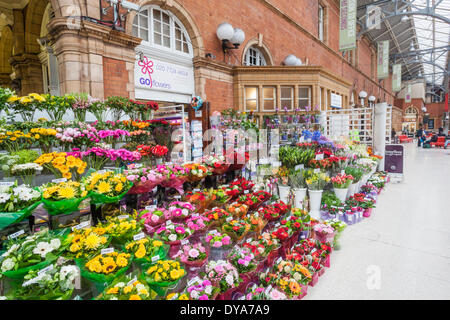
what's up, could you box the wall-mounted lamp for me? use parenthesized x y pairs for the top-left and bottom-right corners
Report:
(359, 90), (368, 106)
(102, 0), (141, 31)
(216, 23), (245, 53)
(368, 95), (376, 107)
(283, 54), (302, 66)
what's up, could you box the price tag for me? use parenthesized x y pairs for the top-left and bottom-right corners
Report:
(38, 264), (54, 276)
(188, 276), (201, 287)
(259, 158), (269, 165)
(8, 229), (25, 239)
(226, 216), (233, 222)
(174, 195), (181, 199)
(295, 164), (304, 171)
(315, 154), (324, 160)
(133, 233), (145, 241)
(117, 215), (129, 220)
(341, 170), (345, 175)
(97, 170), (106, 174)
(170, 293), (179, 300)
(193, 189), (200, 192)
(134, 163), (143, 168)
(127, 277), (138, 287)
(72, 221), (90, 231)
(0, 182), (14, 187)
(104, 167), (119, 171)
(246, 238), (252, 243)
(275, 223), (280, 227)
(311, 248), (317, 254)
(209, 229), (218, 234)
(314, 168), (320, 173)
(273, 161), (281, 167)
(181, 239), (189, 245)
(265, 284), (273, 294)
(299, 136), (305, 143)
(151, 255), (160, 263)
(195, 110), (202, 118)
(52, 178), (67, 183)
(276, 257), (282, 264)
(244, 190), (249, 194)
(145, 205), (156, 211)
(152, 187), (158, 193)
(101, 248), (114, 255)
(166, 220), (173, 225)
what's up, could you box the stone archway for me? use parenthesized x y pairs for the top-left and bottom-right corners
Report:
(125, 0), (205, 57)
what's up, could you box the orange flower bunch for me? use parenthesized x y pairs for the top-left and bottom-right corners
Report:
(227, 202), (248, 218)
(122, 120), (151, 129)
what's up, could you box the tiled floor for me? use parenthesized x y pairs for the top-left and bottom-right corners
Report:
(305, 143), (450, 300)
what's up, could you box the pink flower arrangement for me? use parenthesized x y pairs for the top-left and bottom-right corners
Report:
(138, 207), (168, 226)
(125, 166), (164, 194)
(186, 215), (210, 231)
(97, 129), (130, 139)
(167, 201), (195, 220)
(175, 242), (207, 263)
(227, 246), (257, 274)
(155, 222), (192, 243)
(205, 230), (232, 248)
(185, 278), (218, 300)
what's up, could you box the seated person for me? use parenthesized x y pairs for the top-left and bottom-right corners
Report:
(423, 134), (438, 147)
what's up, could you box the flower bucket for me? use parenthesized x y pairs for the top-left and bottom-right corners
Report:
(293, 188), (307, 208)
(317, 268), (325, 277)
(315, 231), (335, 243)
(363, 208), (372, 217)
(344, 212), (356, 225)
(320, 210), (330, 220)
(347, 182), (358, 198)
(322, 254), (331, 268)
(0, 201), (41, 230)
(278, 185), (290, 204)
(308, 272), (319, 287)
(333, 187), (348, 203)
(308, 189), (323, 220)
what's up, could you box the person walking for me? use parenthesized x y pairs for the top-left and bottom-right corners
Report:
(416, 124), (425, 147)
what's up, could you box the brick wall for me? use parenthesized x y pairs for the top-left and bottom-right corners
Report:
(426, 102), (445, 129)
(103, 57), (129, 98)
(204, 79), (234, 113)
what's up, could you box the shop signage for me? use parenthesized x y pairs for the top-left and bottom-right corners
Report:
(339, 0), (357, 51)
(392, 64), (402, 92)
(330, 93), (342, 109)
(135, 55), (194, 102)
(405, 84), (412, 103)
(377, 40), (389, 79)
(384, 145), (404, 174)
(428, 118), (434, 129)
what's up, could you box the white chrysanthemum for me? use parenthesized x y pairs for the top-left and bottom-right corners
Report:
(115, 282), (125, 288)
(33, 242), (52, 258)
(1, 258), (15, 272)
(0, 193), (11, 204)
(50, 239), (61, 250)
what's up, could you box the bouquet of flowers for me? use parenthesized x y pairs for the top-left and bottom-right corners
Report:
(10, 264), (79, 300)
(226, 202), (248, 218)
(204, 260), (240, 293)
(238, 191), (270, 210)
(40, 180), (88, 215)
(331, 173), (354, 188)
(167, 201), (196, 221)
(305, 172), (330, 190)
(124, 237), (167, 264)
(209, 188), (230, 207)
(155, 222), (192, 244)
(202, 155), (229, 175)
(98, 274), (154, 300)
(184, 163), (211, 182)
(272, 200), (290, 216)
(84, 171), (131, 204)
(221, 184), (242, 199)
(174, 242), (208, 267)
(227, 246), (257, 274)
(10, 163), (43, 185)
(0, 184), (41, 229)
(138, 207), (168, 227)
(243, 232), (279, 262)
(79, 251), (131, 286)
(144, 260), (185, 286)
(64, 227), (109, 259)
(222, 219), (250, 241)
(205, 230), (232, 249)
(34, 152), (87, 180)
(185, 277), (219, 300)
(204, 208), (231, 227)
(245, 285), (287, 300)
(312, 223), (335, 243)
(156, 164), (189, 193)
(97, 215), (144, 245)
(325, 218), (346, 249)
(125, 165), (163, 194)
(258, 204), (280, 221)
(186, 215), (211, 233)
(1, 230), (64, 279)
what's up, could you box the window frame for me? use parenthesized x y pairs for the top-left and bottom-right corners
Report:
(244, 86), (259, 111)
(132, 5), (193, 57)
(318, 4), (324, 41)
(244, 46), (267, 66)
(280, 86), (294, 111)
(297, 86), (311, 109)
(262, 86), (277, 112)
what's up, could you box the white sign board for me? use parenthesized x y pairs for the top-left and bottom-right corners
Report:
(330, 93), (343, 109)
(135, 54), (194, 103)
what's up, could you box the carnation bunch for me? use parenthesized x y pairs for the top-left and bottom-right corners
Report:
(204, 259), (240, 293)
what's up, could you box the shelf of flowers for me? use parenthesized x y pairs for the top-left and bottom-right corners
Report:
(0, 91), (391, 300)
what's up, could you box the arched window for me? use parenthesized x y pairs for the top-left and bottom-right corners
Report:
(39, 3), (59, 95)
(244, 46), (267, 66)
(406, 107), (418, 114)
(132, 6), (193, 56)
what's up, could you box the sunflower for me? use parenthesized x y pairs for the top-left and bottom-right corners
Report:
(102, 261), (117, 274)
(58, 186), (76, 199)
(97, 181), (112, 194)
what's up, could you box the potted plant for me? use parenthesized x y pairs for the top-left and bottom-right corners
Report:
(344, 166), (363, 198)
(331, 173), (353, 202)
(305, 171), (330, 220)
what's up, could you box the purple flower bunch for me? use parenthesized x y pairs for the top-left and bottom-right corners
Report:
(97, 129), (130, 139)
